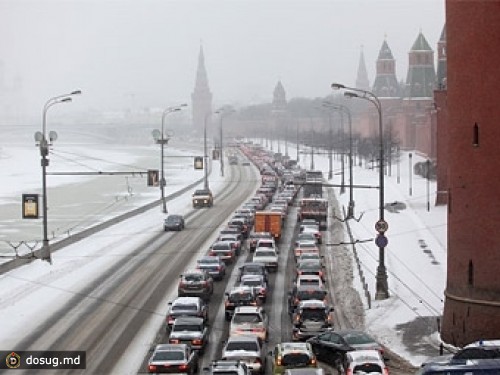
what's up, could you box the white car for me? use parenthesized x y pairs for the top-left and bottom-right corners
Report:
(344, 349), (389, 375)
(252, 248), (279, 272)
(222, 335), (265, 375)
(295, 274), (325, 288)
(229, 306), (268, 342)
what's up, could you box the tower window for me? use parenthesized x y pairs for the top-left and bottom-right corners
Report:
(468, 260), (474, 286)
(473, 123), (479, 147)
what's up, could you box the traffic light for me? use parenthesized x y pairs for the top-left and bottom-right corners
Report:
(22, 194), (39, 219)
(147, 169), (160, 186)
(194, 156), (204, 170)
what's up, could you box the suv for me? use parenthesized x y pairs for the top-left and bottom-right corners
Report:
(204, 360), (251, 375)
(178, 270), (214, 301)
(166, 297), (209, 329)
(222, 335), (266, 375)
(209, 241), (236, 264)
(169, 316), (209, 352)
(147, 343), (199, 375)
(291, 300), (334, 341)
(196, 256), (226, 281)
(270, 342), (318, 375)
(225, 286), (260, 321)
(192, 189), (213, 208)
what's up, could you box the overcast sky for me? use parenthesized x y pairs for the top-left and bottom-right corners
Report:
(0, 0), (444, 120)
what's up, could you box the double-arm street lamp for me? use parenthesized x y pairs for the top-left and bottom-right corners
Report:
(215, 106), (235, 177)
(331, 83), (389, 300)
(323, 102), (355, 219)
(34, 90), (81, 263)
(152, 104), (187, 213)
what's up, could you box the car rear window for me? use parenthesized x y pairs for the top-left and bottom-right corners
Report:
(172, 304), (197, 311)
(184, 274), (204, 282)
(301, 309), (326, 320)
(153, 351), (185, 361)
(229, 292), (254, 303)
(282, 353), (310, 366)
(173, 324), (202, 332)
(353, 363), (382, 373)
(297, 290), (326, 300)
(233, 313), (262, 324)
(226, 341), (258, 352)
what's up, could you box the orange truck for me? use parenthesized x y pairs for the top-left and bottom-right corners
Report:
(254, 211), (282, 241)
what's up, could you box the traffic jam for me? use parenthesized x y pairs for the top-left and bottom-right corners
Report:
(146, 143), (389, 375)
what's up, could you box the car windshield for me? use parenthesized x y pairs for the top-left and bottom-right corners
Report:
(226, 342), (258, 352)
(153, 350), (185, 361)
(173, 324), (202, 332)
(184, 274), (204, 282)
(229, 292), (254, 303)
(258, 242), (273, 248)
(282, 353), (310, 366)
(198, 258), (218, 265)
(233, 313), (262, 324)
(255, 250), (275, 257)
(301, 309), (326, 320)
(172, 304), (197, 311)
(299, 279), (320, 286)
(297, 290), (326, 300)
(166, 216), (181, 222)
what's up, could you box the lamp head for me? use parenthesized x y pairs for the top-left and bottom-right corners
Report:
(344, 92), (359, 99)
(71, 90), (82, 95)
(152, 129), (160, 141)
(49, 131), (58, 142)
(34, 131), (44, 142)
(60, 97), (72, 103)
(331, 83), (345, 90)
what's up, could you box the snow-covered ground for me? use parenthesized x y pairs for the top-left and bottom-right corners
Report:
(0, 135), (447, 370)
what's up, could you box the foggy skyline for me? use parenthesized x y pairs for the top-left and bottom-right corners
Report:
(0, 0), (444, 123)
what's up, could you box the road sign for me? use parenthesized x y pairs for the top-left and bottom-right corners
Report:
(375, 219), (389, 233)
(375, 234), (388, 248)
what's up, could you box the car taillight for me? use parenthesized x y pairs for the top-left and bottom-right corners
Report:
(170, 339), (180, 344)
(225, 300), (230, 307)
(192, 339), (203, 345)
(209, 251), (216, 256)
(276, 356), (282, 366)
(252, 327), (264, 332)
(217, 265), (223, 271)
(254, 358), (262, 365)
(167, 316), (174, 324)
(310, 357), (317, 366)
(178, 364), (188, 371)
(383, 369), (389, 375)
(178, 282), (185, 288)
(346, 370), (353, 375)
(148, 365), (157, 372)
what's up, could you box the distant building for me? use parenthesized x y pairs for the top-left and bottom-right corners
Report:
(191, 46), (213, 133)
(441, 1), (500, 347)
(355, 47), (370, 92)
(372, 39), (401, 98)
(272, 80), (288, 155)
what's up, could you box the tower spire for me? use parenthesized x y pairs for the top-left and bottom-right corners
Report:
(191, 45), (213, 132)
(355, 46), (370, 91)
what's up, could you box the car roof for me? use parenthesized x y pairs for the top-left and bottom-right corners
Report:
(182, 269), (206, 275)
(229, 285), (254, 294)
(240, 274), (264, 281)
(173, 316), (205, 325)
(346, 349), (383, 361)
(199, 255), (222, 261)
(155, 343), (189, 351)
(277, 342), (313, 354)
(227, 335), (260, 343)
(172, 296), (202, 305)
(298, 299), (327, 308)
(234, 305), (262, 313)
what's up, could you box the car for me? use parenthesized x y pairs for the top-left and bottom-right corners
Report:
(422, 339), (500, 367)
(218, 234), (242, 256)
(291, 300), (334, 341)
(178, 270), (214, 300)
(239, 274), (268, 303)
(306, 330), (384, 369)
(222, 335), (266, 375)
(248, 232), (273, 252)
(208, 241), (236, 264)
(344, 350), (389, 375)
(293, 242), (320, 261)
(235, 208), (255, 225)
(166, 297), (209, 329)
(269, 342), (318, 375)
(228, 218), (249, 238)
(204, 360), (251, 375)
(254, 238), (279, 253)
(270, 205), (287, 220)
(252, 248), (279, 272)
(416, 359), (500, 375)
(296, 261), (325, 281)
(196, 256), (226, 281)
(239, 262), (269, 282)
(284, 369), (325, 375)
(299, 225), (322, 244)
(147, 343), (199, 374)
(164, 214), (185, 231)
(229, 306), (268, 342)
(225, 286), (261, 321)
(294, 275), (325, 289)
(220, 227), (244, 244)
(295, 233), (318, 247)
(192, 189), (213, 208)
(169, 316), (209, 352)
(288, 286), (328, 314)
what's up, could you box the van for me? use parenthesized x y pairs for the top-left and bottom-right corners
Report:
(416, 359), (500, 374)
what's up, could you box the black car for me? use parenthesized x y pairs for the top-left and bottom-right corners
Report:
(164, 214), (185, 231)
(238, 262), (268, 282)
(306, 330), (384, 369)
(148, 343), (199, 374)
(224, 286), (261, 321)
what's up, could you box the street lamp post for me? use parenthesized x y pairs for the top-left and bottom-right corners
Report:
(204, 112), (211, 190)
(409, 152), (413, 196)
(153, 104), (187, 213)
(331, 83), (389, 300)
(35, 90), (81, 263)
(323, 102), (355, 219)
(215, 107), (235, 177)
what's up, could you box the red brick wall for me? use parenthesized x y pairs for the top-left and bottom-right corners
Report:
(434, 90), (448, 205)
(441, 0), (500, 347)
